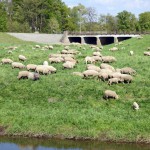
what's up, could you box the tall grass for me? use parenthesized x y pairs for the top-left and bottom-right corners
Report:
(0, 33), (150, 142)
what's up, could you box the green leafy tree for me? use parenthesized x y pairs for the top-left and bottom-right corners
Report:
(0, 2), (7, 31)
(139, 12), (150, 32)
(48, 17), (60, 33)
(117, 10), (137, 33)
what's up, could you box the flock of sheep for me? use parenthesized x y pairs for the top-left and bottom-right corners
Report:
(1, 37), (149, 110)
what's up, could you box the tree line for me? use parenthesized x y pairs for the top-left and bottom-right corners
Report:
(0, 0), (150, 33)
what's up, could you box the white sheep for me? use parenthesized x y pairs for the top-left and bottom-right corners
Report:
(43, 61), (49, 66)
(98, 72), (109, 81)
(17, 71), (29, 79)
(108, 78), (122, 85)
(102, 56), (117, 63)
(87, 65), (101, 72)
(35, 45), (41, 48)
(120, 74), (133, 84)
(109, 47), (118, 51)
(93, 52), (102, 57)
(120, 67), (136, 75)
(12, 62), (25, 69)
(103, 90), (119, 99)
(26, 64), (37, 71)
(100, 63), (115, 72)
(63, 61), (76, 69)
(92, 56), (102, 62)
(49, 45), (53, 50)
(144, 51), (150, 56)
(36, 65), (50, 75)
(46, 65), (57, 73)
(1, 58), (13, 64)
(19, 55), (27, 61)
(49, 57), (63, 63)
(85, 56), (95, 64)
(132, 102), (139, 110)
(82, 70), (99, 78)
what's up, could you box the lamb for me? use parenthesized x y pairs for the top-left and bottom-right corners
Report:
(132, 102), (139, 110)
(85, 56), (95, 64)
(82, 70), (99, 78)
(17, 71), (29, 79)
(100, 63), (115, 72)
(120, 74), (133, 83)
(1, 58), (13, 64)
(36, 65), (50, 75)
(26, 64), (37, 71)
(63, 61), (76, 69)
(120, 67), (136, 75)
(43, 61), (49, 66)
(129, 51), (134, 56)
(28, 72), (40, 80)
(72, 72), (83, 77)
(102, 56), (117, 63)
(108, 78), (122, 85)
(19, 55), (27, 61)
(12, 62), (25, 69)
(103, 90), (119, 99)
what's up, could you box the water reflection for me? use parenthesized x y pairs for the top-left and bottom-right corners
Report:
(0, 137), (149, 150)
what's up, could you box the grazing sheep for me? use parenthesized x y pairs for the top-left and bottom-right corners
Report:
(63, 57), (77, 63)
(17, 71), (29, 79)
(132, 102), (139, 110)
(85, 56), (95, 64)
(83, 70), (99, 78)
(63, 61), (76, 69)
(129, 51), (134, 56)
(28, 72), (40, 80)
(100, 63), (115, 72)
(120, 74), (133, 83)
(72, 72), (83, 77)
(43, 61), (49, 66)
(49, 57), (63, 63)
(36, 65), (50, 75)
(92, 56), (102, 62)
(120, 67), (136, 75)
(103, 90), (119, 99)
(109, 72), (122, 79)
(19, 55), (27, 61)
(137, 36), (143, 39)
(8, 50), (13, 54)
(102, 56), (117, 63)
(93, 52), (102, 57)
(26, 64), (37, 71)
(147, 47), (150, 51)
(144, 51), (150, 56)
(12, 62), (25, 69)
(87, 65), (101, 72)
(109, 47), (118, 51)
(35, 45), (41, 48)
(98, 72), (109, 81)
(49, 45), (53, 50)
(108, 78), (122, 85)
(1, 58), (13, 64)
(46, 65), (57, 73)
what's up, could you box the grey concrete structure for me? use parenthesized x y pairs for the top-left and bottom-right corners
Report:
(67, 34), (139, 45)
(7, 33), (63, 44)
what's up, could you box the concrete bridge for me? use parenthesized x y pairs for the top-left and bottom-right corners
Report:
(62, 33), (139, 45)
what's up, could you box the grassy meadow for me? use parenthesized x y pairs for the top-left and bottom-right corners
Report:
(0, 33), (150, 143)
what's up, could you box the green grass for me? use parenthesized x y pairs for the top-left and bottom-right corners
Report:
(0, 33), (150, 143)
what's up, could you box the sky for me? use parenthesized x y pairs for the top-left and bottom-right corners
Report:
(62, 0), (150, 17)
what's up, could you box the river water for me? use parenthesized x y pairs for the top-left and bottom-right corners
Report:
(0, 137), (149, 150)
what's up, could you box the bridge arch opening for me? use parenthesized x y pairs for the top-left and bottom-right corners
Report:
(68, 37), (81, 43)
(99, 37), (114, 45)
(84, 37), (97, 45)
(117, 37), (131, 42)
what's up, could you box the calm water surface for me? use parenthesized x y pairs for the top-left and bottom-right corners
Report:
(0, 137), (149, 150)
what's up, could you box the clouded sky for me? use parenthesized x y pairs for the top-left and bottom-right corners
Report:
(62, 0), (150, 17)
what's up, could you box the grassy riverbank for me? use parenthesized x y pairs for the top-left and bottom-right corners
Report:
(0, 33), (150, 143)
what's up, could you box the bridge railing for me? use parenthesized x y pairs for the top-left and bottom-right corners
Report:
(68, 31), (150, 35)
